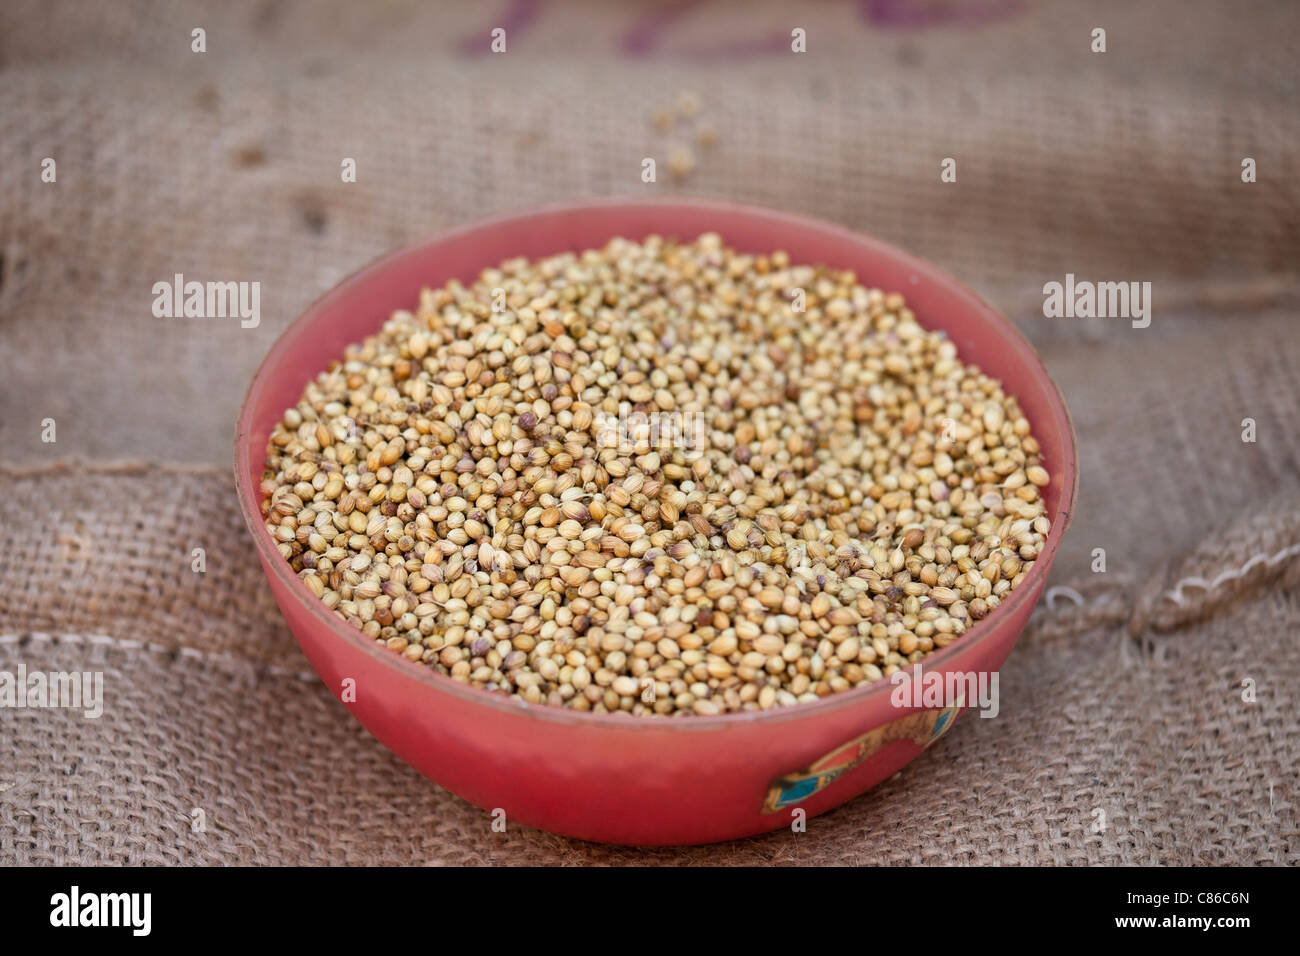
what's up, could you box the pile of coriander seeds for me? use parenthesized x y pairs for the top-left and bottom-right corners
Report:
(261, 233), (1051, 716)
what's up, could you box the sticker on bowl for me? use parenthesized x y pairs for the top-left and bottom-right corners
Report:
(761, 697), (965, 813)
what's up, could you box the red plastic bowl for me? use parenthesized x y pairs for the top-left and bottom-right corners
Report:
(234, 199), (1077, 846)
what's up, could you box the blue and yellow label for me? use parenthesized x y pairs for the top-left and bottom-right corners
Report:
(761, 700), (964, 813)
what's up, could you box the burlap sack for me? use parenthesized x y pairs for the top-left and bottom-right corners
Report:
(2, 0), (1297, 864)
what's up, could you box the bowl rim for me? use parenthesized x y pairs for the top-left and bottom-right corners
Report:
(234, 196), (1079, 731)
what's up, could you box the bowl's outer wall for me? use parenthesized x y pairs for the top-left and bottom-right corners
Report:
(237, 201), (1075, 845)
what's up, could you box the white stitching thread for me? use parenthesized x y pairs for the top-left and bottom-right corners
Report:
(1163, 542), (1300, 607)
(1044, 585), (1086, 610)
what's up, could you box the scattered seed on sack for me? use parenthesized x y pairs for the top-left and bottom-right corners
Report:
(261, 233), (1051, 717)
